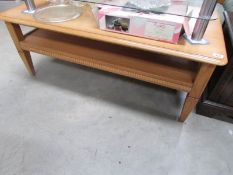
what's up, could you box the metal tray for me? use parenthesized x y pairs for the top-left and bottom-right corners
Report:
(33, 4), (81, 23)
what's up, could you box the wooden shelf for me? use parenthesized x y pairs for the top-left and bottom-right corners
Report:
(20, 29), (198, 92)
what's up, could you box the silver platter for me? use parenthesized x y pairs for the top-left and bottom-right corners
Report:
(33, 4), (81, 23)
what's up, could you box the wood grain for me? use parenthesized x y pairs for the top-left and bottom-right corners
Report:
(0, 0), (228, 66)
(178, 63), (216, 122)
(189, 63), (216, 98)
(20, 29), (198, 91)
(179, 96), (199, 122)
(5, 22), (35, 75)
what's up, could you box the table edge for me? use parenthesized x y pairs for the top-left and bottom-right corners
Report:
(0, 6), (228, 66)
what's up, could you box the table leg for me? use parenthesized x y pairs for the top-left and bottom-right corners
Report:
(178, 63), (216, 122)
(5, 22), (35, 75)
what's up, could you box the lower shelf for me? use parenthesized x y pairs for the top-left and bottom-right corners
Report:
(20, 29), (198, 92)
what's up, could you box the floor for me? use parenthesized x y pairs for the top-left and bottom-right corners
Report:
(1, 2), (233, 175)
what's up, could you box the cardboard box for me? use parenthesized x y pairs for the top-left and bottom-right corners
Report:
(97, 1), (188, 44)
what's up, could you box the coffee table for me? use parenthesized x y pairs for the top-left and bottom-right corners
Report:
(0, 0), (228, 122)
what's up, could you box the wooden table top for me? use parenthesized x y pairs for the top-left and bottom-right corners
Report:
(0, 0), (228, 66)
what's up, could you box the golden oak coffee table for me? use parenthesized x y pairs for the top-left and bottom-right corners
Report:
(0, 0), (228, 122)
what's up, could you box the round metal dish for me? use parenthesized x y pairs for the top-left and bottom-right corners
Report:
(33, 4), (81, 23)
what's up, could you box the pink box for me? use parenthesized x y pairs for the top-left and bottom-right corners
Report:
(97, 1), (188, 44)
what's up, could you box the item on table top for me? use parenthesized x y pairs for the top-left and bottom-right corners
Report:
(126, 0), (171, 10)
(33, 0), (81, 23)
(96, 1), (188, 44)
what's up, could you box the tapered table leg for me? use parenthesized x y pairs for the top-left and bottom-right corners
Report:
(5, 22), (35, 75)
(179, 63), (216, 122)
